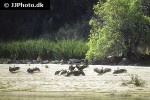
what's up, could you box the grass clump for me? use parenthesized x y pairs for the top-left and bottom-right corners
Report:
(122, 74), (146, 87)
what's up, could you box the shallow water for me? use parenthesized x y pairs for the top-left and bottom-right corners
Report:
(0, 95), (149, 100)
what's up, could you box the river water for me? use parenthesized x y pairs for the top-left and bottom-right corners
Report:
(0, 93), (149, 100)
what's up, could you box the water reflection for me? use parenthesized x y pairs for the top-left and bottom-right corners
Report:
(0, 95), (149, 100)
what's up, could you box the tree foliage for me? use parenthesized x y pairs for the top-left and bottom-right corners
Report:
(86, 0), (150, 59)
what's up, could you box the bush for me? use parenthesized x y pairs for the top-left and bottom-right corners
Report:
(122, 74), (146, 87)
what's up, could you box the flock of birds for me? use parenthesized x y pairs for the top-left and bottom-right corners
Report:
(55, 64), (127, 76)
(8, 64), (127, 76)
(55, 64), (87, 77)
(94, 67), (127, 75)
(9, 66), (40, 73)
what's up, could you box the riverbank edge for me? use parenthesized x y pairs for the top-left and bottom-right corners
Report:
(0, 90), (150, 98)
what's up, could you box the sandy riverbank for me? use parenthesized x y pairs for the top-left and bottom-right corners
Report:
(0, 64), (150, 97)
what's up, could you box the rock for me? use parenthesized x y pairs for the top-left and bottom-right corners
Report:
(50, 60), (60, 64)
(68, 59), (81, 64)
(42, 60), (49, 64)
(32, 60), (38, 64)
(60, 59), (68, 64)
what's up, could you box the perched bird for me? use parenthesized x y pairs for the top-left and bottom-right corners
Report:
(113, 68), (127, 74)
(94, 67), (104, 74)
(73, 70), (85, 76)
(9, 66), (20, 73)
(103, 68), (111, 73)
(59, 69), (67, 75)
(33, 67), (40, 72)
(69, 65), (75, 71)
(75, 64), (87, 71)
(27, 68), (34, 74)
(55, 69), (63, 75)
(66, 71), (74, 77)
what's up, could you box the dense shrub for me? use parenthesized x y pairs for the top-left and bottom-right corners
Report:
(122, 74), (146, 87)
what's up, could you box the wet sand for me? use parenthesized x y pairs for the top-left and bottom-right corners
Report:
(0, 64), (150, 97)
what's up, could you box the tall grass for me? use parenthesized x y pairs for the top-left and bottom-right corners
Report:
(0, 39), (88, 60)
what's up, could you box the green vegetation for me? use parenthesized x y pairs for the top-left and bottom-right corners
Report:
(86, 0), (150, 60)
(122, 74), (146, 87)
(1, 0), (150, 61)
(0, 39), (88, 60)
